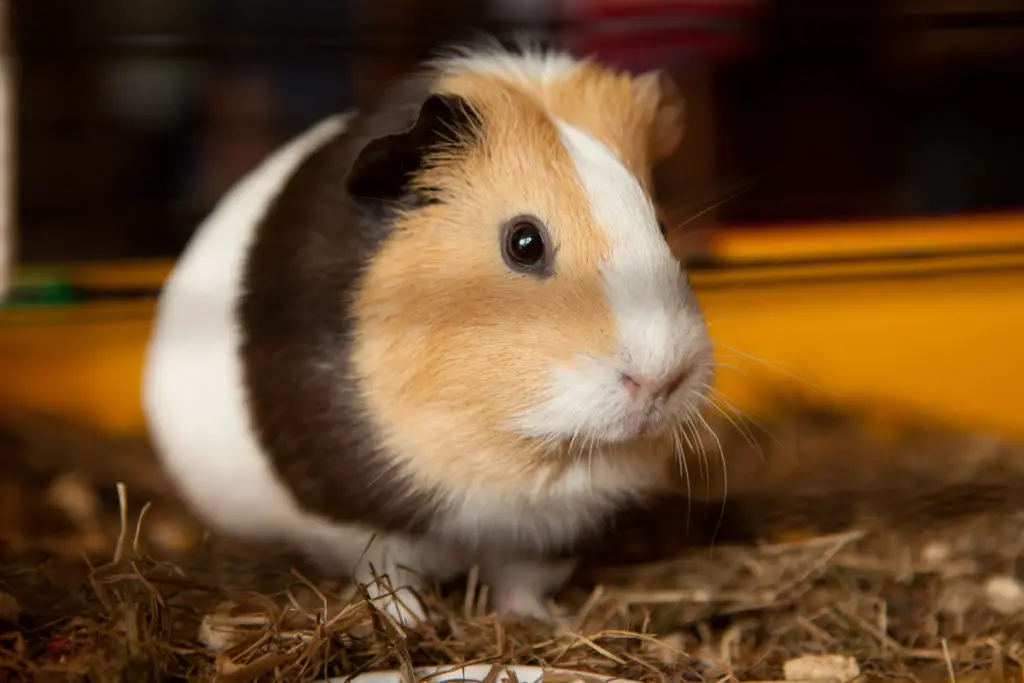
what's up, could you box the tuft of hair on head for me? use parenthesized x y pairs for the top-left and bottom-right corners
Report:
(424, 39), (687, 175)
(428, 36), (584, 92)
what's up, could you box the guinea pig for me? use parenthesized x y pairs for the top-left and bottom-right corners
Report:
(142, 42), (715, 627)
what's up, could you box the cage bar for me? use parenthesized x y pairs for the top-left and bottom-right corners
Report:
(0, 0), (13, 300)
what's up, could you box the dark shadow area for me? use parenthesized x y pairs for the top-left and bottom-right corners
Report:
(12, 0), (1024, 263)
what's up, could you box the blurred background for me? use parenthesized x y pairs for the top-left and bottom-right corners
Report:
(14, 0), (1024, 264)
(6, 0), (1024, 504)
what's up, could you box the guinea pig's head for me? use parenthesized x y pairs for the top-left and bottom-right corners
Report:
(348, 45), (714, 477)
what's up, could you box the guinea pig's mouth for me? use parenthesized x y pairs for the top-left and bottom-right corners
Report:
(613, 406), (672, 442)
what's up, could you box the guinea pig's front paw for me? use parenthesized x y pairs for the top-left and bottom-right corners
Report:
(485, 557), (576, 627)
(350, 535), (440, 630)
(370, 586), (431, 629)
(493, 589), (557, 624)
(360, 577), (434, 629)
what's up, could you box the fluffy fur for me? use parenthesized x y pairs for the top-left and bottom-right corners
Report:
(143, 43), (714, 626)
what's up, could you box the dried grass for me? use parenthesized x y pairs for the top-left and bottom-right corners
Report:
(3, 401), (1024, 683)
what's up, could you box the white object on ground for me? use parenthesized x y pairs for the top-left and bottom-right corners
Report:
(985, 574), (1024, 616)
(332, 664), (637, 683)
(783, 654), (861, 682)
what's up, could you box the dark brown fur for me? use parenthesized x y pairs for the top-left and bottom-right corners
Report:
(237, 74), (480, 534)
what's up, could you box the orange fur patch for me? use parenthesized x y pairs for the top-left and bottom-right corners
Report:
(436, 57), (685, 193)
(547, 63), (664, 192)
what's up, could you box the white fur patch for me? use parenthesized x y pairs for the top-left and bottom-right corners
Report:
(434, 43), (582, 89)
(430, 453), (661, 553)
(143, 113), (471, 612)
(513, 121), (713, 442)
(143, 114), (369, 555)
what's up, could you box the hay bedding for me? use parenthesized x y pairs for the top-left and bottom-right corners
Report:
(3, 403), (1024, 683)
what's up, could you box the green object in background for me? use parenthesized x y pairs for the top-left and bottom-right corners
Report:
(1, 272), (82, 308)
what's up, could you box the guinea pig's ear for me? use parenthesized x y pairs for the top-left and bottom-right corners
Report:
(633, 70), (687, 161)
(345, 93), (478, 205)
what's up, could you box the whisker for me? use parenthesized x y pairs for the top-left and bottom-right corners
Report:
(669, 174), (765, 232)
(676, 416), (696, 453)
(670, 424), (692, 536)
(673, 413), (696, 497)
(692, 409), (728, 552)
(567, 427), (581, 459)
(585, 427), (596, 496)
(680, 412), (702, 485)
(531, 434), (560, 458)
(714, 342), (841, 397)
(702, 314), (738, 329)
(586, 429), (598, 486)
(675, 193), (737, 230)
(710, 361), (749, 378)
(685, 413), (710, 500)
(708, 386), (796, 463)
(703, 393), (767, 465)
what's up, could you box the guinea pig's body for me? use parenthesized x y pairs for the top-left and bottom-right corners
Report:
(143, 44), (714, 625)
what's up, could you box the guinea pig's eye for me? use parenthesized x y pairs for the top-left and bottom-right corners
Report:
(501, 216), (551, 276)
(658, 219), (668, 237)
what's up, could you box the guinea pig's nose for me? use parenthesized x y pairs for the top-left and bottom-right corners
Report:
(621, 369), (689, 401)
